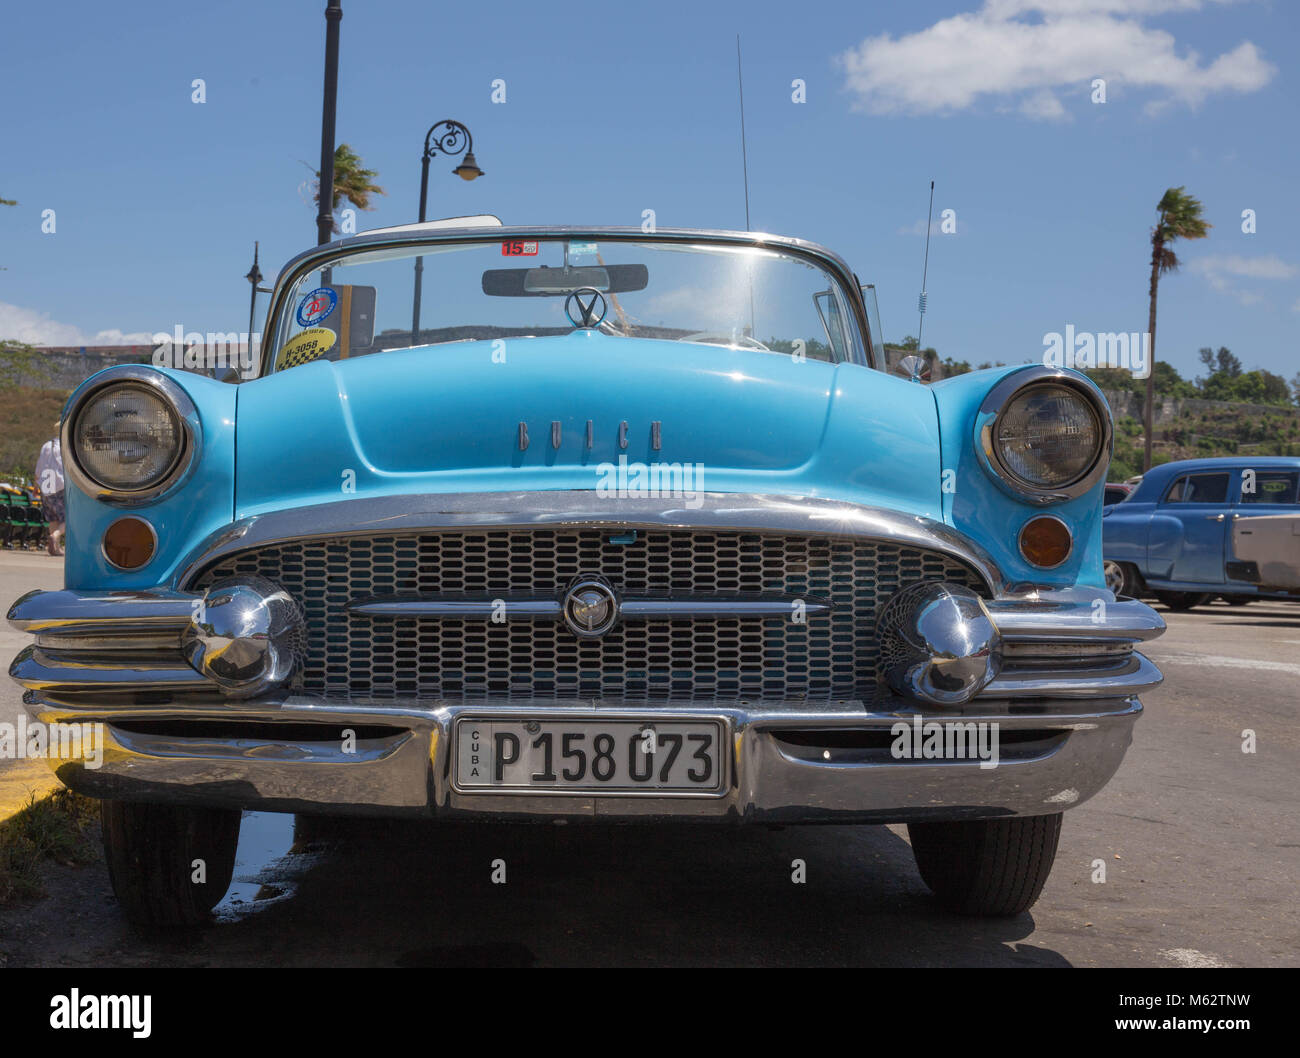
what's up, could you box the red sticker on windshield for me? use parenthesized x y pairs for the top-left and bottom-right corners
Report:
(501, 240), (539, 256)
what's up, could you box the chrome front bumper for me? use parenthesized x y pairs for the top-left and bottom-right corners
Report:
(18, 692), (1141, 823)
(9, 579), (1163, 823)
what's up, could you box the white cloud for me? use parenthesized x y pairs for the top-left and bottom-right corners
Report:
(1189, 254), (1297, 306)
(836, 1), (1275, 119)
(0, 302), (155, 347)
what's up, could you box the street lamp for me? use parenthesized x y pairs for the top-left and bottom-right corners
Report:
(411, 119), (484, 344)
(243, 241), (263, 378)
(244, 241), (263, 338)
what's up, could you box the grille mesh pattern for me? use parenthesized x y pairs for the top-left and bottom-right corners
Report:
(193, 530), (986, 703)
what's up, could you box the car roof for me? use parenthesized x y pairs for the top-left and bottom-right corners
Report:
(1144, 456), (1300, 480)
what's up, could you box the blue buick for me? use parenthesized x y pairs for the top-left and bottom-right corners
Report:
(8, 220), (1164, 925)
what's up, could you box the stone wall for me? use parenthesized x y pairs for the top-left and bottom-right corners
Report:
(1099, 389), (1300, 426)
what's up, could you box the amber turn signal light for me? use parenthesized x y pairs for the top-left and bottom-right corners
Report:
(102, 517), (156, 570)
(1019, 515), (1072, 569)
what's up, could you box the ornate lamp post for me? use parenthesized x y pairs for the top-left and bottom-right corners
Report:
(410, 119), (484, 344)
(244, 241), (263, 347)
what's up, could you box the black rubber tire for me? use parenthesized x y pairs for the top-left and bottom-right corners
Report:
(1223, 596), (1251, 606)
(100, 800), (241, 929)
(1153, 590), (1212, 611)
(908, 813), (1063, 916)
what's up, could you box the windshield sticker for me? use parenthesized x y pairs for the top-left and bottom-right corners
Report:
(501, 240), (539, 256)
(296, 286), (338, 327)
(568, 241), (598, 257)
(276, 327), (336, 370)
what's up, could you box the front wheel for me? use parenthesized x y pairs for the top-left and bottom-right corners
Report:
(908, 814), (1063, 916)
(1153, 590), (1212, 611)
(1103, 560), (1137, 597)
(101, 801), (241, 929)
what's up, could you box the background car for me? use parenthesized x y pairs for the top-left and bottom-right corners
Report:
(1104, 482), (1133, 506)
(1103, 456), (1300, 608)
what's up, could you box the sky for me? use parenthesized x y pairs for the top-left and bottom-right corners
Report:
(1, 0), (1297, 382)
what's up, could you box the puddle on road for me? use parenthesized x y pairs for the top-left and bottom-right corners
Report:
(213, 811), (324, 922)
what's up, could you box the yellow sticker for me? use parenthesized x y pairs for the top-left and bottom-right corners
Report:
(276, 327), (337, 370)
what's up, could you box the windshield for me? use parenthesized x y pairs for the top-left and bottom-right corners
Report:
(268, 236), (867, 373)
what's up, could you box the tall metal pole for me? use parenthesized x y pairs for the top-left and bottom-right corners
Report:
(244, 242), (263, 372)
(316, 0), (343, 247)
(410, 152), (432, 342)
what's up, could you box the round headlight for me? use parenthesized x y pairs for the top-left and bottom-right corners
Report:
(994, 383), (1102, 489)
(73, 383), (184, 492)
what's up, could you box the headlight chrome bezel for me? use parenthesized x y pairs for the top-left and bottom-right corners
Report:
(62, 366), (201, 506)
(975, 367), (1112, 504)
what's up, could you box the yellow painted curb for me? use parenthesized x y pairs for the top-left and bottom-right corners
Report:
(0, 761), (62, 823)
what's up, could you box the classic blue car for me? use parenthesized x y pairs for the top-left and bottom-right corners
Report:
(9, 220), (1165, 925)
(1103, 456), (1300, 609)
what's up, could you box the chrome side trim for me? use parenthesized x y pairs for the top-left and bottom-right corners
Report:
(350, 596), (561, 619)
(7, 588), (196, 635)
(986, 652), (1161, 699)
(347, 592), (829, 621)
(173, 493), (1007, 594)
(11, 644), (208, 694)
(987, 592), (1165, 642)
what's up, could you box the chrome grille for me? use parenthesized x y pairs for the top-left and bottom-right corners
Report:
(192, 529), (986, 703)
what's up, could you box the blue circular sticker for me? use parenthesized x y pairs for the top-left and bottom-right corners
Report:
(297, 287), (337, 327)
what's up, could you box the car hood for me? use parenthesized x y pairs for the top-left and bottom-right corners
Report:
(233, 333), (943, 519)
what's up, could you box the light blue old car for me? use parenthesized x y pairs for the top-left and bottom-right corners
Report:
(9, 220), (1164, 926)
(1103, 455), (1300, 609)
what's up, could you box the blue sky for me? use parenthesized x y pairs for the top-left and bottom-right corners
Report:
(1, 0), (1297, 381)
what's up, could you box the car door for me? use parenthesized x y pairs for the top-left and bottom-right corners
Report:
(1160, 470), (1232, 584)
(1230, 467), (1300, 584)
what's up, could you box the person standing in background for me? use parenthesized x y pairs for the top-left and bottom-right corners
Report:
(36, 428), (65, 557)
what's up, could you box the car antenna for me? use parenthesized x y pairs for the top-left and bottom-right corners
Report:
(917, 180), (935, 355)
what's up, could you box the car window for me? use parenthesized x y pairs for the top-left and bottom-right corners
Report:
(1163, 472), (1229, 504)
(1240, 470), (1300, 504)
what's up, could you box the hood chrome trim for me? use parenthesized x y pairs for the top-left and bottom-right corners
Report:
(172, 492), (1006, 593)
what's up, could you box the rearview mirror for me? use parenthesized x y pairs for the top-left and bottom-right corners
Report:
(482, 264), (649, 297)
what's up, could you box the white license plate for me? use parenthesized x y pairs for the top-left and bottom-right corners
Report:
(454, 718), (726, 794)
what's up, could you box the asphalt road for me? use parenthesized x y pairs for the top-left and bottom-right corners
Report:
(1, 549), (1296, 967)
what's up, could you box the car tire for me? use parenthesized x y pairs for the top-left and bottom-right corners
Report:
(1103, 560), (1138, 597)
(1223, 596), (1251, 606)
(101, 800), (241, 929)
(908, 813), (1062, 917)
(1153, 591), (1212, 611)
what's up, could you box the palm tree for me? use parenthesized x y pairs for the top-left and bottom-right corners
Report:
(313, 144), (385, 233)
(1144, 187), (1210, 470)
